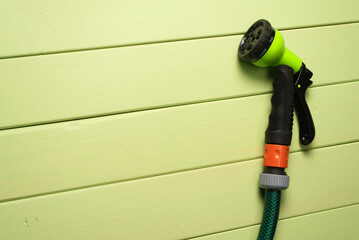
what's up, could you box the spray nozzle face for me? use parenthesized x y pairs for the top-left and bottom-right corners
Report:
(238, 19), (275, 62)
(238, 19), (302, 73)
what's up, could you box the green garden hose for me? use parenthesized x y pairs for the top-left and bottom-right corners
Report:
(257, 190), (281, 240)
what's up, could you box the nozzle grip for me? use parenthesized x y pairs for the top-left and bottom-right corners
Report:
(265, 65), (294, 146)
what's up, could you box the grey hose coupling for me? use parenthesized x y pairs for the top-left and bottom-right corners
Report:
(259, 173), (290, 190)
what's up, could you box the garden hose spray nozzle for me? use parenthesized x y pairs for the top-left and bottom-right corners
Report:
(238, 19), (316, 240)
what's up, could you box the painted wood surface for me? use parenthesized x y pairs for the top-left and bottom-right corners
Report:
(0, 143), (358, 240)
(1, 0), (358, 58)
(1, 81), (358, 201)
(1, 1), (359, 238)
(193, 204), (359, 240)
(1, 23), (358, 129)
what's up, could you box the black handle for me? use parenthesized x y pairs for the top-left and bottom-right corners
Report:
(293, 64), (315, 145)
(265, 65), (294, 146)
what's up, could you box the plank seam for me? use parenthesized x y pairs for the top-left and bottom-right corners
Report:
(1, 78), (358, 132)
(186, 202), (359, 239)
(1, 21), (358, 60)
(0, 140), (357, 204)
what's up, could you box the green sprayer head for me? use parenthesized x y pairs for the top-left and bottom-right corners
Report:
(238, 19), (302, 73)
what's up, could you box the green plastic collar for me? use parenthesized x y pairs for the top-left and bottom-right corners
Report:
(253, 29), (302, 73)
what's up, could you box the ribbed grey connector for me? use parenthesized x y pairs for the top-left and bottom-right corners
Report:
(259, 173), (290, 190)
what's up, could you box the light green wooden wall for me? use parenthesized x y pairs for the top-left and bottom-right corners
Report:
(0, 1), (358, 239)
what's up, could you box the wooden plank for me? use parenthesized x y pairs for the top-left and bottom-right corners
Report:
(0, 143), (358, 240)
(0, 81), (358, 201)
(1, 23), (359, 129)
(1, 0), (358, 58)
(192, 204), (359, 240)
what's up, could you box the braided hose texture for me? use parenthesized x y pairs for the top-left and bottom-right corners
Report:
(257, 189), (281, 240)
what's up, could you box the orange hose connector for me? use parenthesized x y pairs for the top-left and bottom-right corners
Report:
(263, 144), (289, 168)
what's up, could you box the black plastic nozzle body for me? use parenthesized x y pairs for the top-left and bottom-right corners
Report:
(265, 65), (294, 146)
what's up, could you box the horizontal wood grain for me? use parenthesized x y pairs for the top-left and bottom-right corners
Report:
(1, 23), (359, 129)
(1, 81), (358, 201)
(1, 0), (358, 58)
(192, 204), (359, 240)
(0, 142), (358, 240)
